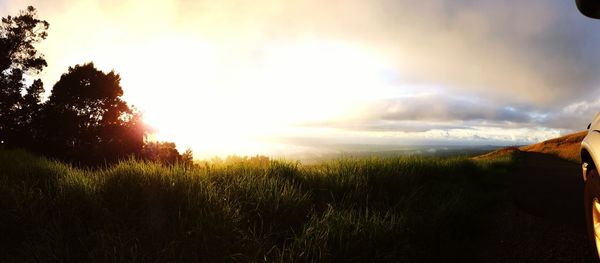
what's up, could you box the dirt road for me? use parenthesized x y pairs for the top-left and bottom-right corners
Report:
(477, 152), (593, 262)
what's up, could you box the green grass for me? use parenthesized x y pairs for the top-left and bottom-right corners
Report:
(0, 149), (515, 262)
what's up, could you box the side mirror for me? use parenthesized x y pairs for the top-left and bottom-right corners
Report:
(577, 0), (600, 19)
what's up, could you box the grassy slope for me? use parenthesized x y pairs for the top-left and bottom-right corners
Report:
(473, 147), (521, 161)
(474, 131), (586, 163)
(519, 131), (587, 162)
(0, 149), (514, 262)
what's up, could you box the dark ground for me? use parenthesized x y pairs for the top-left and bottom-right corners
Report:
(477, 152), (593, 262)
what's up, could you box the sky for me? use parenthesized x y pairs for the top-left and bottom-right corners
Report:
(2, 0), (600, 158)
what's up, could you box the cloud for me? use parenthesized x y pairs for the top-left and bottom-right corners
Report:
(167, 0), (600, 106)
(540, 98), (600, 130)
(374, 0), (600, 107)
(300, 91), (540, 132)
(375, 94), (532, 123)
(6, 0), (600, 107)
(1, 0), (597, 151)
(169, 0), (600, 131)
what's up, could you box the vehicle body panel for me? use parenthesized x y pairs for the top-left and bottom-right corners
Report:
(582, 113), (600, 180)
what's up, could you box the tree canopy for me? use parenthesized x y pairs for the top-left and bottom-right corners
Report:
(0, 6), (193, 166)
(39, 63), (147, 164)
(0, 6), (48, 147)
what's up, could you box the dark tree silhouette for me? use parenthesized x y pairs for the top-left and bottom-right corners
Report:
(181, 148), (194, 166)
(0, 7), (191, 166)
(40, 63), (147, 164)
(0, 6), (48, 147)
(141, 142), (194, 166)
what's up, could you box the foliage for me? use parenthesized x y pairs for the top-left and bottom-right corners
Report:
(36, 63), (147, 165)
(0, 6), (48, 147)
(181, 148), (194, 165)
(0, 149), (515, 262)
(0, 7), (190, 166)
(141, 141), (194, 166)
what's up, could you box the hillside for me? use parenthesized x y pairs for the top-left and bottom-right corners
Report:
(519, 131), (587, 162)
(472, 132), (593, 261)
(473, 146), (521, 161)
(474, 130), (586, 162)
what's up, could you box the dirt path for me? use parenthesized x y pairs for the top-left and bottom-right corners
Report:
(477, 152), (593, 262)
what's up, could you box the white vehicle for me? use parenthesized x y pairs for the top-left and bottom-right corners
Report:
(582, 113), (600, 260)
(576, 0), (600, 260)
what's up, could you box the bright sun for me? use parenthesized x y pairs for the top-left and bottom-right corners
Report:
(86, 37), (394, 158)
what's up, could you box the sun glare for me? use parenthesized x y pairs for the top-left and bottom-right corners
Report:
(85, 38), (396, 157)
(40, 13), (397, 159)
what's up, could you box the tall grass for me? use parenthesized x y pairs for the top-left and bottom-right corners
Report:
(0, 149), (515, 262)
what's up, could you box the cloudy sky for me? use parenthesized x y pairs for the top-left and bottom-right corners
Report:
(2, 0), (600, 157)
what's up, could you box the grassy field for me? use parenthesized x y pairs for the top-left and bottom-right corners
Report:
(0, 149), (515, 262)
